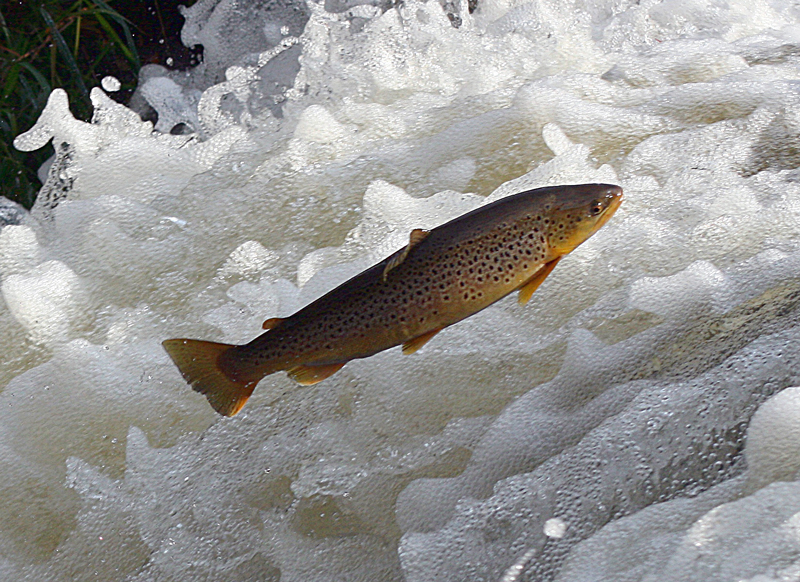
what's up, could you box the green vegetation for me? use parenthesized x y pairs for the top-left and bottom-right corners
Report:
(0, 0), (141, 209)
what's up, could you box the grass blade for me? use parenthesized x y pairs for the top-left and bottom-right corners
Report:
(73, 14), (80, 59)
(93, 0), (140, 70)
(0, 111), (14, 135)
(39, 6), (89, 101)
(20, 61), (50, 90)
(3, 63), (20, 99)
(0, 9), (10, 43)
(18, 75), (39, 110)
(92, 11), (139, 71)
(19, 61), (52, 103)
(86, 42), (113, 76)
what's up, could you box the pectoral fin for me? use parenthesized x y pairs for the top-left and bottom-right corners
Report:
(383, 229), (430, 281)
(518, 257), (561, 305)
(262, 317), (284, 330)
(287, 362), (346, 385)
(402, 327), (442, 355)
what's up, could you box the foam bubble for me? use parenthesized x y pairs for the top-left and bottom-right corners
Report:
(101, 76), (121, 92)
(544, 518), (567, 539)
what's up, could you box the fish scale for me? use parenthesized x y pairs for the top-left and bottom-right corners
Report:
(163, 183), (623, 416)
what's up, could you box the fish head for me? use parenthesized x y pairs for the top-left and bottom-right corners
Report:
(545, 184), (623, 255)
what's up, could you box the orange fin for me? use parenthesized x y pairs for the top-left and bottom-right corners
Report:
(408, 228), (430, 246)
(382, 228), (430, 282)
(518, 257), (561, 305)
(287, 362), (346, 385)
(162, 338), (258, 417)
(402, 327), (442, 355)
(262, 317), (284, 330)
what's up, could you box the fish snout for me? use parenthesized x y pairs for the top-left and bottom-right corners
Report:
(596, 184), (623, 206)
(589, 184), (623, 232)
(605, 184), (623, 211)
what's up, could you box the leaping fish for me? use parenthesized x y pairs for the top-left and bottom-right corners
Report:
(163, 183), (623, 416)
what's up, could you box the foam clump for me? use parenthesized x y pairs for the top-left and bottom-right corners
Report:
(0, 225), (43, 276)
(6, 0), (800, 580)
(1, 260), (87, 345)
(129, 0), (310, 133)
(219, 240), (280, 279)
(294, 104), (350, 143)
(0, 225), (89, 345)
(0, 197), (27, 227)
(14, 88), (249, 219)
(551, 387), (800, 582)
(181, 0), (309, 85)
(100, 75), (121, 92)
(138, 74), (203, 134)
(745, 386), (800, 491)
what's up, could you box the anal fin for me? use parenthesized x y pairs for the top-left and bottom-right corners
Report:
(518, 257), (561, 305)
(402, 327), (442, 355)
(287, 362), (346, 385)
(262, 317), (284, 330)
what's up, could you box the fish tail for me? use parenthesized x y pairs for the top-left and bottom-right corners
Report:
(162, 338), (259, 417)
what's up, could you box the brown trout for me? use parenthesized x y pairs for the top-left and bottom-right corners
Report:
(163, 183), (623, 416)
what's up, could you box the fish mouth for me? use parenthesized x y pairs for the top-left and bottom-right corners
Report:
(594, 186), (623, 231)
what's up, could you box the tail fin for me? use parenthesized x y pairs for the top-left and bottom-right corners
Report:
(162, 339), (258, 417)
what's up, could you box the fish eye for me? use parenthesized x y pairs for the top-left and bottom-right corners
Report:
(589, 200), (605, 216)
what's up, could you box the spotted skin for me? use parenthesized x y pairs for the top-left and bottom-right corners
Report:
(163, 183), (623, 415)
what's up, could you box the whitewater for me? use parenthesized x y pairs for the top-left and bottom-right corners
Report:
(5, 0), (800, 579)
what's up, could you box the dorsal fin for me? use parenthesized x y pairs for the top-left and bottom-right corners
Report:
(382, 229), (430, 282)
(262, 317), (285, 330)
(409, 228), (430, 246)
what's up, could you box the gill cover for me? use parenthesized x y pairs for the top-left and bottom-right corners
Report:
(547, 186), (623, 254)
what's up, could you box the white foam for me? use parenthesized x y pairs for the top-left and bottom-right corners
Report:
(544, 517), (567, 539)
(555, 388), (800, 582)
(2, 260), (87, 345)
(746, 387), (800, 492)
(7, 0), (800, 580)
(294, 104), (350, 143)
(101, 76), (121, 92)
(218, 240), (280, 279)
